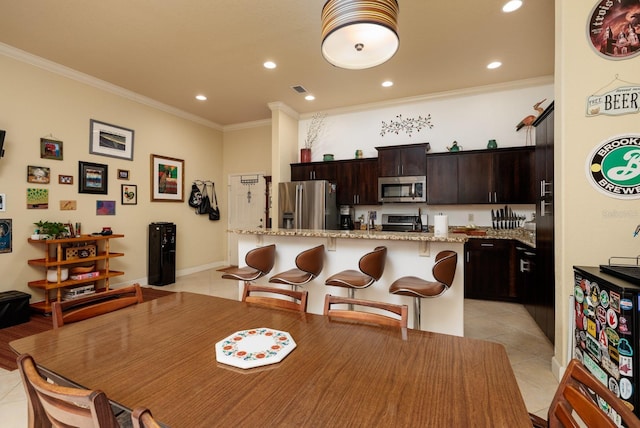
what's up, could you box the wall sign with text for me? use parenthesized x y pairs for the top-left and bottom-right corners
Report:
(586, 134), (640, 199)
(588, 0), (640, 60)
(587, 85), (640, 116)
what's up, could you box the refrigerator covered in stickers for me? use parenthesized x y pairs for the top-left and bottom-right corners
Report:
(573, 266), (640, 417)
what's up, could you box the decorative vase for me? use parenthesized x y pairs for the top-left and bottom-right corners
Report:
(487, 139), (498, 149)
(300, 148), (312, 163)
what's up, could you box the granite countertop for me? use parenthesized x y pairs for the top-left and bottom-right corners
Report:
(229, 227), (536, 247)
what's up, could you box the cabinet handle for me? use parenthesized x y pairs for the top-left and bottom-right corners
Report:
(541, 200), (552, 217)
(520, 259), (531, 273)
(480, 243), (494, 247)
(540, 179), (552, 197)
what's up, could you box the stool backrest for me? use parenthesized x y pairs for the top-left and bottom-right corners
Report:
(245, 244), (276, 275)
(433, 250), (457, 287)
(359, 246), (387, 281)
(296, 244), (325, 277)
(17, 353), (120, 428)
(243, 283), (308, 312)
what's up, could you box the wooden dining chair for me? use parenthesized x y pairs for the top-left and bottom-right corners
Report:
(17, 353), (122, 428)
(51, 283), (143, 328)
(132, 407), (162, 428)
(530, 359), (640, 428)
(323, 294), (408, 328)
(242, 283), (308, 312)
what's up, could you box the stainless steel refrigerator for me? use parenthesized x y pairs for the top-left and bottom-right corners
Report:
(278, 180), (338, 230)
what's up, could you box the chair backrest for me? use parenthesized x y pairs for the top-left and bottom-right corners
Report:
(546, 359), (640, 428)
(358, 246), (387, 281)
(432, 250), (457, 287)
(17, 353), (120, 428)
(323, 294), (408, 328)
(242, 283), (308, 312)
(245, 244), (277, 275)
(296, 244), (324, 277)
(132, 407), (162, 428)
(52, 283), (143, 328)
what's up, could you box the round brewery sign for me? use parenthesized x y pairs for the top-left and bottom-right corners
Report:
(586, 134), (640, 199)
(588, 0), (640, 60)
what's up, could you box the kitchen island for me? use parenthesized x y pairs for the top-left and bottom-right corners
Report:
(231, 228), (467, 335)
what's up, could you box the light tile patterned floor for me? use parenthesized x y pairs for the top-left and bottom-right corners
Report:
(0, 269), (557, 426)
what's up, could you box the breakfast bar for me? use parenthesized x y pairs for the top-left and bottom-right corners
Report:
(232, 228), (467, 336)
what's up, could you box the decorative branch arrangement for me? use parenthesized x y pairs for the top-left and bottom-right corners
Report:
(304, 113), (327, 149)
(380, 114), (433, 137)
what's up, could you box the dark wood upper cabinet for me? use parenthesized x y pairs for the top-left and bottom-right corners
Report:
(335, 158), (379, 205)
(376, 143), (429, 177)
(290, 161), (337, 181)
(426, 154), (458, 204)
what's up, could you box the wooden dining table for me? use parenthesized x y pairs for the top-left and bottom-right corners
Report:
(11, 292), (530, 427)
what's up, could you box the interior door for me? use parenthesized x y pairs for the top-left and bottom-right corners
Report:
(228, 173), (266, 266)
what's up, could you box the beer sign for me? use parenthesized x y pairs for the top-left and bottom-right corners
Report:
(586, 134), (640, 199)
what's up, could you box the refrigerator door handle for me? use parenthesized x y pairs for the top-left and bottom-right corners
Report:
(295, 184), (303, 228)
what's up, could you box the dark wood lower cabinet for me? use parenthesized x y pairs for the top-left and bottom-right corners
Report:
(464, 239), (518, 302)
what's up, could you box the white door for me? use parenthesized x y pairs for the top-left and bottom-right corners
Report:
(228, 173), (266, 266)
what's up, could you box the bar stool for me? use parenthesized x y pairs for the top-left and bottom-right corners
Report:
(388, 250), (457, 330)
(269, 244), (325, 290)
(325, 246), (387, 299)
(222, 244), (276, 286)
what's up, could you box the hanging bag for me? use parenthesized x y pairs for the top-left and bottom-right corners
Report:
(209, 183), (221, 221)
(188, 182), (203, 208)
(198, 183), (212, 215)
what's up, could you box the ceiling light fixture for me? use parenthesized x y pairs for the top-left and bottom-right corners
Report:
(502, 0), (522, 13)
(321, 0), (399, 70)
(487, 61), (502, 69)
(382, 80), (393, 87)
(263, 61), (277, 69)
(305, 95), (316, 101)
(195, 95), (207, 101)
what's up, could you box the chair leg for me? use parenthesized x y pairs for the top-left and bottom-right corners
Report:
(413, 297), (421, 330)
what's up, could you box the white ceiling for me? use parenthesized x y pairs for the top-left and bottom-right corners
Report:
(0, 0), (554, 126)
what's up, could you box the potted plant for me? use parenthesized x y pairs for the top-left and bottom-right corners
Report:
(302, 113), (326, 163)
(33, 220), (67, 239)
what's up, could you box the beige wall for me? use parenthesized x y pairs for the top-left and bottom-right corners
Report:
(555, 1), (640, 370)
(0, 53), (227, 298)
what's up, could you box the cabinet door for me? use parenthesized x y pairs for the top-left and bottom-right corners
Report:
(377, 149), (401, 177)
(290, 162), (336, 181)
(464, 239), (515, 301)
(400, 145), (427, 176)
(494, 148), (535, 203)
(426, 154), (458, 204)
(336, 159), (378, 205)
(457, 152), (493, 204)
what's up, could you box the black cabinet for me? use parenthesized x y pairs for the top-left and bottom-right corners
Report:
(290, 162), (337, 181)
(148, 222), (176, 286)
(516, 244), (537, 318)
(464, 239), (518, 302)
(376, 143), (429, 177)
(335, 158), (378, 205)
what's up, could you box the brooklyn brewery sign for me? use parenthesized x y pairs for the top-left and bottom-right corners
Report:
(587, 134), (640, 199)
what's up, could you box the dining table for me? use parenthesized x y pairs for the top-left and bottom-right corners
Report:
(10, 291), (530, 427)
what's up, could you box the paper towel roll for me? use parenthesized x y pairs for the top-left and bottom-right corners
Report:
(434, 215), (448, 237)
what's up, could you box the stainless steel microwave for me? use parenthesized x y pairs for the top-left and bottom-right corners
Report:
(378, 176), (426, 203)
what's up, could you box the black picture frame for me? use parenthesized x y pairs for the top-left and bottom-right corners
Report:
(78, 161), (108, 194)
(0, 218), (12, 254)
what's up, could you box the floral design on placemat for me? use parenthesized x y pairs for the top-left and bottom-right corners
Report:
(219, 328), (291, 361)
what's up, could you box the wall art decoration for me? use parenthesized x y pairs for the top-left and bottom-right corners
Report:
(586, 75), (640, 117)
(89, 119), (134, 160)
(151, 154), (184, 202)
(60, 200), (77, 210)
(118, 169), (129, 180)
(121, 184), (137, 205)
(380, 114), (433, 137)
(0, 219), (12, 253)
(588, 0), (640, 60)
(27, 188), (49, 209)
(58, 174), (73, 185)
(0, 193), (5, 212)
(586, 134), (640, 199)
(27, 165), (50, 184)
(40, 137), (63, 160)
(96, 200), (116, 215)
(79, 161), (108, 194)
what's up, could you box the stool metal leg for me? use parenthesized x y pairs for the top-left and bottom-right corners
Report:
(413, 298), (421, 330)
(348, 288), (355, 310)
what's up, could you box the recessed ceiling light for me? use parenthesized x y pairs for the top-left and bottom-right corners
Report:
(263, 61), (277, 69)
(382, 81), (394, 87)
(195, 94), (207, 101)
(305, 94), (316, 101)
(502, 0), (522, 13)
(487, 61), (502, 69)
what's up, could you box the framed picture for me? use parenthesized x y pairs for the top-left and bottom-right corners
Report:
(27, 188), (48, 209)
(78, 161), (108, 194)
(63, 223), (74, 238)
(0, 193), (5, 212)
(89, 119), (134, 161)
(58, 174), (73, 185)
(27, 165), (51, 184)
(0, 219), (12, 254)
(96, 200), (116, 215)
(60, 200), (77, 210)
(40, 138), (63, 160)
(118, 169), (129, 180)
(151, 154), (184, 202)
(121, 184), (137, 205)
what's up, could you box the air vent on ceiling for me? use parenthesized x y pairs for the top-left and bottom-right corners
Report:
(291, 85), (308, 94)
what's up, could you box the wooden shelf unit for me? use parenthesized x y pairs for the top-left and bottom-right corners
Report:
(27, 234), (125, 313)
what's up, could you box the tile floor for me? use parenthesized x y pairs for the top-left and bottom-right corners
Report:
(0, 268), (557, 426)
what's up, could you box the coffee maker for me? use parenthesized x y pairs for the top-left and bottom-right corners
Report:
(339, 205), (354, 230)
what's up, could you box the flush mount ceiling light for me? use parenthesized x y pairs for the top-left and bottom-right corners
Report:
(502, 0), (522, 13)
(321, 0), (399, 70)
